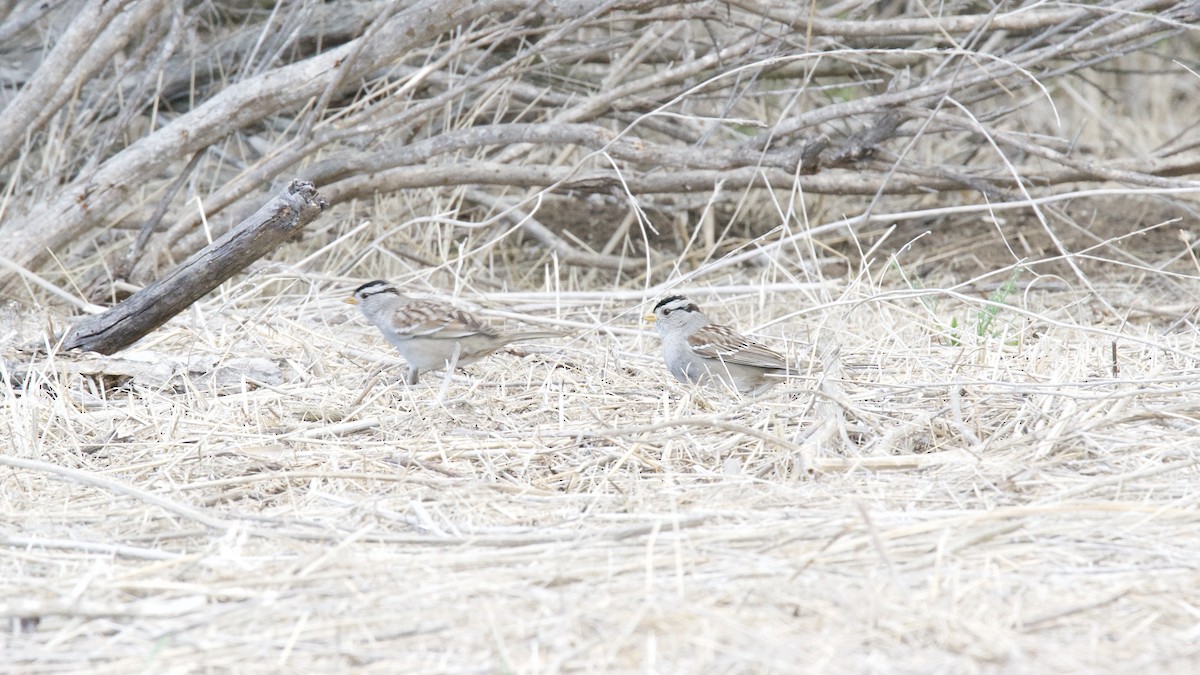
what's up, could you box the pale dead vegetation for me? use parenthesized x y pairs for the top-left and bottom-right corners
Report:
(6, 260), (1200, 671)
(4, 0), (1200, 672)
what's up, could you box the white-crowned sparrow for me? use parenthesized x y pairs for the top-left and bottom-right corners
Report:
(644, 295), (789, 393)
(347, 280), (561, 385)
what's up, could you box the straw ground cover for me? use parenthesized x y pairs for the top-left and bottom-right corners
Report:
(6, 201), (1200, 671)
(3, 0), (1200, 671)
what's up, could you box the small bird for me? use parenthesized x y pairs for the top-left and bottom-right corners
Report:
(347, 280), (561, 385)
(644, 295), (790, 393)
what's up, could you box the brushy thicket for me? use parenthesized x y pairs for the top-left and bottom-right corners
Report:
(3, 1), (1200, 672)
(1, 0), (1197, 291)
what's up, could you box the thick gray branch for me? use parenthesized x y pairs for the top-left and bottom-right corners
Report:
(0, 0), (531, 291)
(305, 123), (822, 186)
(0, 0), (144, 167)
(60, 180), (327, 354)
(321, 161), (981, 200)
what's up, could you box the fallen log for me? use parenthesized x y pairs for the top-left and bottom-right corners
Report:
(61, 179), (328, 354)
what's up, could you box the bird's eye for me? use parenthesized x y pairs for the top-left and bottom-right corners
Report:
(663, 309), (671, 315)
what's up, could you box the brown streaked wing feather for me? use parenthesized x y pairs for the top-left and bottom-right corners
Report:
(390, 299), (500, 339)
(688, 323), (787, 370)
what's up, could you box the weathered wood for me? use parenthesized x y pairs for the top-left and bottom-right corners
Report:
(61, 179), (328, 354)
(0, 0), (521, 291)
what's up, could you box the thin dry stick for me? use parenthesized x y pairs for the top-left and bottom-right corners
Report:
(0, 455), (229, 530)
(1034, 458), (1200, 505)
(464, 189), (629, 270)
(0, 256), (106, 314)
(0, 535), (185, 561)
(122, 149), (206, 275)
(0, 597), (208, 619)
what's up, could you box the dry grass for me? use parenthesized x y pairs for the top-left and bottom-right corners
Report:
(4, 2), (1200, 671)
(5, 205), (1200, 671)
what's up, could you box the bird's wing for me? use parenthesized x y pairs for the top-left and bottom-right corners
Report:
(391, 299), (499, 339)
(687, 323), (788, 370)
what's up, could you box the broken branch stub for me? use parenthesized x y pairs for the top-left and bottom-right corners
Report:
(61, 179), (328, 355)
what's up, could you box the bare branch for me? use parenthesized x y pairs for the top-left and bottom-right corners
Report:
(0, 0), (148, 167)
(61, 180), (327, 354)
(0, 0), (1195, 289)
(464, 189), (630, 270)
(0, 0), (539, 290)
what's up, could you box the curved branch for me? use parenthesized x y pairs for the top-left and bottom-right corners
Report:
(0, 0), (147, 167)
(463, 189), (630, 270)
(0, 0), (532, 290)
(725, 0), (1178, 38)
(320, 161), (983, 200)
